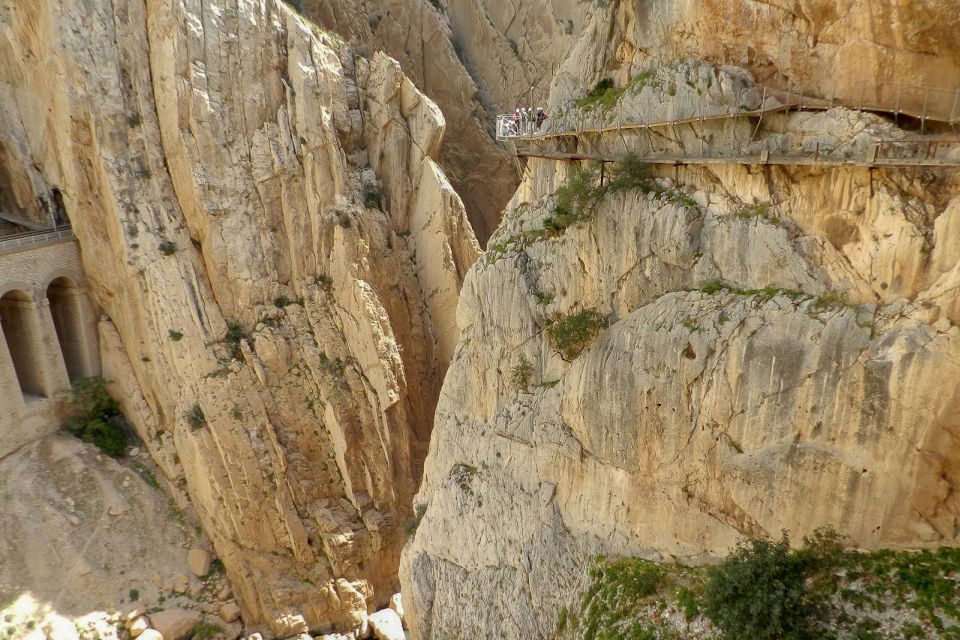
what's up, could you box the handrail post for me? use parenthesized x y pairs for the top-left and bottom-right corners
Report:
(951, 87), (960, 125)
(921, 89), (929, 135)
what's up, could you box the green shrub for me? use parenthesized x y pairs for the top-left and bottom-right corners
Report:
(363, 183), (383, 209)
(509, 355), (534, 392)
(449, 462), (478, 494)
(404, 504), (428, 536)
(580, 558), (666, 640)
(547, 309), (606, 359)
(575, 78), (619, 110)
(224, 321), (247, 358)
(605, 155), (654, 194)
(128, 589), (140, 602)
(191, 621), (222, 640)
(546, 163), (603, 232)
(66, 377), (128, 457)
(186, 403), (206, 430)
(159, 239), (176, 255)
(168, 329), (184, 341)
(675, 586), (701, 620)
(703, 533), (822, 640)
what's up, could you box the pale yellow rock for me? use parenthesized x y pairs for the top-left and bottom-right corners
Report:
(149, 609), (201, 640)
(187, 549), (211, 578)
(403, 157), (960, 638)
(219, 603), (241, 624)
(128, 617), (150, 638)
(0, 0), (477, 635)
(138, 630), (163, 640)
(367, 609), (404, 640)
(388, 593), (404, 627)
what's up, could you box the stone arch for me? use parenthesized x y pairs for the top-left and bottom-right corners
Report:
(0, 288), (45, 397)
(46, 276), (88, 381)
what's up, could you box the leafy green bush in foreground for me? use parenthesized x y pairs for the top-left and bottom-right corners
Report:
(66, 377), (128, 456)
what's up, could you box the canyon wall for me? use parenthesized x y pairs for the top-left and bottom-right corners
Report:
(402, 1), (960, 638)
(291, 0), (585, 244)
(551, 0), (960, 121)
(0, 0), (478, 635)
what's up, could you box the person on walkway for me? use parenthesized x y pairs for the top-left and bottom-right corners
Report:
(535, 107), (547, 130)
(520, 108), (529, 136)
(513, 109), (521, 136)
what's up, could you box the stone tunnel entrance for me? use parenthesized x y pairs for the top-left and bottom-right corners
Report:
(47, 276), (89, 381)
(0, 289), (46, 397)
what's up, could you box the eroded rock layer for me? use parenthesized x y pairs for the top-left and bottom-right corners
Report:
(0, 0), (478, 634)
(401, 2), (960, 638)
(402, 156), (960, 640)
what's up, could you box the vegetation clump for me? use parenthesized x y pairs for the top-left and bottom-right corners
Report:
(703, 533), (826, 640)
(575, 78), (619, 110)
(547, 308), (607, 360)
(158, 239), (176, 255)
(363, 183), (383, 209)
(561, 530), (960, 640)
(449, 462), (478, 495)
(65, 377), (128, 457)
(545, 156), (697, 236)
(191, 621), (222, 640)
(405, 504), (428, 536)
(186, 403), (206, 430)
(509, 355), (535, 392)
(223, 320), (249, 359)
(546, 163), (605, 233)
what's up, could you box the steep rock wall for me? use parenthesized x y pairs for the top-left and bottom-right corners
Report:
(0, 0), (477, 635)
(292, 0), (586, 243)
(551, 0), (960, 122)
(402, 155), (960, 639)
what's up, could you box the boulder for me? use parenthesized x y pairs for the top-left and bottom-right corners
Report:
(220, 602), (241, 623)
(138, 631), (163, 640)
(388, 594), (404, 627)
(128, 616), (150, 638)
(187, 549), (211, 577)
(149, 609), (202, 640)
(367, 609), (404, 640)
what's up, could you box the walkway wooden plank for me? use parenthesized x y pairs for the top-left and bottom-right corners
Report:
(515, 149), (960, 169)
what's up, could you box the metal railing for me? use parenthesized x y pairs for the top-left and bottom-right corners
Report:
(0, 226), (74, 253)
(496, 114), (548, 140)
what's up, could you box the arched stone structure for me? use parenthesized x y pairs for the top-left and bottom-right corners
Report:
(0, 235), (99, 457)
(47, 276), (95, 381)
(0, 288), (46, 397)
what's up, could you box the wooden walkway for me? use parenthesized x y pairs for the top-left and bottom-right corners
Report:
(504, 95), (960, 169)
(513, 148), (960, 169)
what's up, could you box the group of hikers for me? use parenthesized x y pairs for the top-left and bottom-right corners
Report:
(508, 107), (547, 136)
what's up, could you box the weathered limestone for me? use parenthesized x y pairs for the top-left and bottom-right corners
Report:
(0, 0), (477, 634)
(402, 150), (960, 639)
(0, 434), (206, 631)
(149, 609), (202, 640)
(187, 548), (212, 578)
(293, 0), (585, 243)
(551, 0), (960, 122)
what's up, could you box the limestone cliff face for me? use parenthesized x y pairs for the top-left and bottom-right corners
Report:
(290, 0), (585, 244)
(401, 2), (960, 638)
(552, 0), (960, 121)
(402, 160), (960, 640)
(0, 0), (477, 635)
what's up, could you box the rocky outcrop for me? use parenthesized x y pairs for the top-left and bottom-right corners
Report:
(0, 0), (477, 635)
(552, 0), (960, 122)
(287, 0), (586, 244)
(402, 153), (960, 638)
(401, 3), (960, 631)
